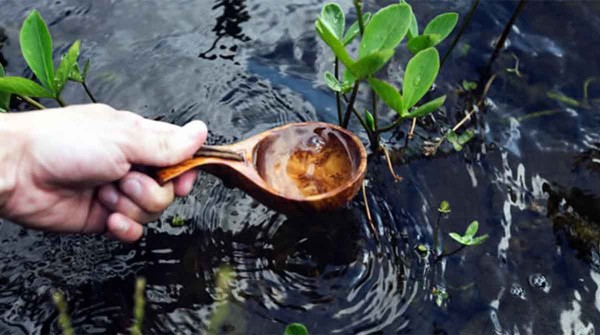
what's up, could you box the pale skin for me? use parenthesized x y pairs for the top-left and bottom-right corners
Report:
(0, 104), (207, 242)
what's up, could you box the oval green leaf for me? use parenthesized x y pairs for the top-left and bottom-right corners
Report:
(342, 13), (371, 46)
(407, 34), (441, 54)
(365, 110), (375, 131)
(470, 234), (489, 246)
(407, 11), (419, 40)
(349, 49), (394, 79)
(284, 323), (309, 335)
(409, 95), (445, 118)
(368, 78), (403, 114)
(320, 3), (345, 40)
(315, 19), (354, 68)
(423, 12), (459, 43)
(465, 220), (479, 237)
(0, 64), (10, 112)
(20, 10), (56, 93)
(449, 232), (467, 245)
(324, 71), (342, 92)
(0, 76), (55, 98)
(402, 47), (440, 109)
(55, 40), (81, 93)
(359, 4), (412, 58)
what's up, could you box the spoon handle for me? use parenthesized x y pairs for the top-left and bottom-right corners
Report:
(154, 145), (244, 185)
(194, 145), (244, 161)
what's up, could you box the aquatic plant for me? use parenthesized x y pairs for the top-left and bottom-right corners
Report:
(316, 0), (458, 150)
(284, 323), (310, 335)
(52, 291), (74, 335)
(0, 10), (96, 111)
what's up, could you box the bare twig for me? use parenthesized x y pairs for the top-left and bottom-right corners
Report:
(486, 0), (528, 72)
(361, 182), (379, 243)
(342, 82), (360, 128)
(441, 0), (480, 68)
(382, 145), (402, 182)
(408, 118), (417, 139)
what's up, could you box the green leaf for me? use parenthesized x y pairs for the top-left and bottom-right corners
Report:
(470, 234), (489, 246)
(342, 13), (371, 46)
(449, 232), (466, 244)
(447, 129), (474, 151)
(284, 323), (309, 335)
(409, 95), (445, 118)
(407, 11), (419, 40)
(54, 40), (81, 93)
(462, 80), (478, 91)
(365, 110), (375, 131)
(324, 71), (342, 92)
(465, 220), (479, 238)
(320, 3), (345, 40)
(359, 4), (412, 58)
(368, 78), (403, 114)
(349, 49), (394, 79)
(82, 59), (91, 78)
(0, 77), (54, 98)
(423, 12), (459, 43)
(20, 10), (56, 93)
(407, 34), (441, 54)
(402, 47), (440, 109)
(438, 200), (451, 213)
(315, 19), (354, 68)
(0, 64), (10, 112)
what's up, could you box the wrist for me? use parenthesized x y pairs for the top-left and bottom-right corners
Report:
(0, 113), (26, 215)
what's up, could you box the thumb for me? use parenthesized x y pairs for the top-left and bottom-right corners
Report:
(125, 119), (208, 167)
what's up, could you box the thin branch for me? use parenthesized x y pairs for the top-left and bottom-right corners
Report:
(382, 145), (402, 181)
(354, 0), (366, 36)
(441, 0), (480, 68)
(82, 81), (97, 103)
(376, 116), (405, 134)
(408, 118), (417, 139)
(342, 94), (374, 139)
(342, 81), (360, 128)
(16, 95), (46, 110)
(486, 0), (528, 72)
(56, 96), (67, 107)
(362, 182), (379, 243)
(436, 245), (466, 261)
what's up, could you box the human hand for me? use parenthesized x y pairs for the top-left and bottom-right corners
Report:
(0, 104), (207, 242)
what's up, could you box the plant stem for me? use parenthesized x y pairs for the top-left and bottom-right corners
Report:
(408, 118), (417, 139)
(441, 0), (480, 68)
(82, 81), (98, 103)
(486, 0), (528, 73)
(371, 89), (380, 147)
(16, 95), (46, 110)
(56, 96), (67, 107)
(437, 245), (466, 260)
(334, 59), (343, 125)
(342, 94), (375, 141)
(376, 116), (404, 134)
(361, 182), (379, 243)
(342, 81), (360, 128)
(354, 0), (366, 36)
(382, 145), (402, 181)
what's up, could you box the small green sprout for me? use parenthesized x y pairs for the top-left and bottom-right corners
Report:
(416, 244), (429, 257)
(449, 220), (488, 246)
(461, 80), (478, 91)
(130, 277), (146, 335)
(284, 323), (309, 335)
(446, 129), (475, 152)
(52, 291), (74, 335)
(171, 215), (186, 227)
(438, 200), (451, 214)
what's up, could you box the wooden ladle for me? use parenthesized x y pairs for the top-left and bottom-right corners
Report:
(156, 122), (367, 214)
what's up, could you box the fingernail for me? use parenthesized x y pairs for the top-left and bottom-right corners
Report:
(113, 216), (129, 232)
(100, 187), (119, 206)
(123, 179), (142, 198)
(182, 120), (207, 141)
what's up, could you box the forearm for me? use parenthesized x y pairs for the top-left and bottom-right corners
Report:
(0, 113), (25, 214)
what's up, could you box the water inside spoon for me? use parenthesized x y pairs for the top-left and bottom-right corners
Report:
(254, 125), (358, 198)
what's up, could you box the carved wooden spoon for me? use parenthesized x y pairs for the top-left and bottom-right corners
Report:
(156, 122), (367, 214)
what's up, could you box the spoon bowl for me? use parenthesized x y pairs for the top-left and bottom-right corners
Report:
(156, 122), (367, 214)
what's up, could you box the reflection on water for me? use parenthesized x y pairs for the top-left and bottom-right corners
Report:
(0, 0), (599, 334)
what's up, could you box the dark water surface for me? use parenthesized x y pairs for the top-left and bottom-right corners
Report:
(1, 0), (600, 334)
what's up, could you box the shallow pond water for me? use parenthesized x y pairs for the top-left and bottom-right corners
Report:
(1, 0), (600, 334)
